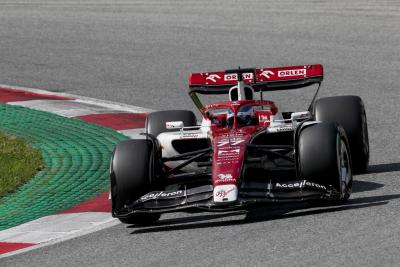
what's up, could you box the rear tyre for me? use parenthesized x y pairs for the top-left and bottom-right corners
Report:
(314, 95), (369, 174)
(146, 110), (197, 138)
(110, 139), (160, 225)
(298, 123), (352, 203)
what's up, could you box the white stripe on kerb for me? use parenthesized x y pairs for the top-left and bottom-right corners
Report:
(0, 83), (153, 113)
(0, 213), (117, 244)
(8, 99), (132, 117)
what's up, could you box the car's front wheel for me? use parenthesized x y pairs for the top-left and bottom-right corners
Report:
(298, 122), (352, 203)
(110, 139), (161, 225)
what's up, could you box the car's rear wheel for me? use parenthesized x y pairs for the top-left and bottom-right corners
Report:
(110, 139), (160, 225)
(314, 95), (369, 174)
(298, 123), (352, 203)
(146, 110), (197, 138)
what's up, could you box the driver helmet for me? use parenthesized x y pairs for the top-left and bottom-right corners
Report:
(226, 106), (256, 126)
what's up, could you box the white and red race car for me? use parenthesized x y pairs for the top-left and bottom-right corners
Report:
(110, 64), (369, 225)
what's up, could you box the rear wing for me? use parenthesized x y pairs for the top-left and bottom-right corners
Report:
(189, 64), (323, 94)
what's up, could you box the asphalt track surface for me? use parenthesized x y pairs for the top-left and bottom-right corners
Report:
(1, 0), (400, 266)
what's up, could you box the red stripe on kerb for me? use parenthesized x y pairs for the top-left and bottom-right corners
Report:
(0, 242), (36, 254)
(58, 192), (111, 213)
(77, 113), (147, 130)
(0, 87), (74, 102)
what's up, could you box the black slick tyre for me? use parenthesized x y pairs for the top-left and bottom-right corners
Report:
(298, 122), (352, 203)
(314, 95), (369, 173)
(146, 110), (197, 138)
(110, 139), (160, 225)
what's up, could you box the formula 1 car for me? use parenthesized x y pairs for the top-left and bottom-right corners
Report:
(110, 64), (369, 225)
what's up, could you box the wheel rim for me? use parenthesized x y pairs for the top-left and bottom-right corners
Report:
(338, 139), (352, 198)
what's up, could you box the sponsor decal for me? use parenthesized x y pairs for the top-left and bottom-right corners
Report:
(140, 190), (184, 201)
(260, 70), (275, 79)
(217, 140), (230, 147)
(215, 173), (236, 184)
(217, 173), (233, 180)
(213, 184), (238, 202)
(166, 121), (184, 129)
(231, 139), (245, 146)
(274, 180), (327, 190)
(277, 69), (306, 77)
(259, 115), (270, 123)
(206, 74), (221, 83)
(276, 126), (294, 132)
(217, 138), (245, 147)
(179, 133), (200, 139)
(224, 73), (253, 81)
(218, 149), (240, 156)
(215, 178), (236, 184)
(231, 101), (241, 106)
(219, 132), (246, 138)
(216, 188), (235, 198)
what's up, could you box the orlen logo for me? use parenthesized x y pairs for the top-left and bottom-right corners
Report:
(206, 74), (221, 83)
(278, 69), (306, 77)
(224, 73), (253, 81)
(259, 70), (275, 79)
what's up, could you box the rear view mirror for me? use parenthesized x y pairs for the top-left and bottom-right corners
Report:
(291, 111), (311, 126)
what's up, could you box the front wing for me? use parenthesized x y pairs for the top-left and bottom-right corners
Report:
(113, 180), (340, 218)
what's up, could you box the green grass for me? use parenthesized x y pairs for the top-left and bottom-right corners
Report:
(0, 132), (43, 198)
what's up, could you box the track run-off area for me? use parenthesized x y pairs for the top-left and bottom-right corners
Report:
(1, 0), (400, 266)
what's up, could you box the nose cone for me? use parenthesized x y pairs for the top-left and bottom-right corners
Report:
(211, 132), (248, 187)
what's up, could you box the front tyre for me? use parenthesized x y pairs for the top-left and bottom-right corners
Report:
(314, 95), (369, 174)
(110, 139), (160, 225)
(298, 123), (352, 203)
